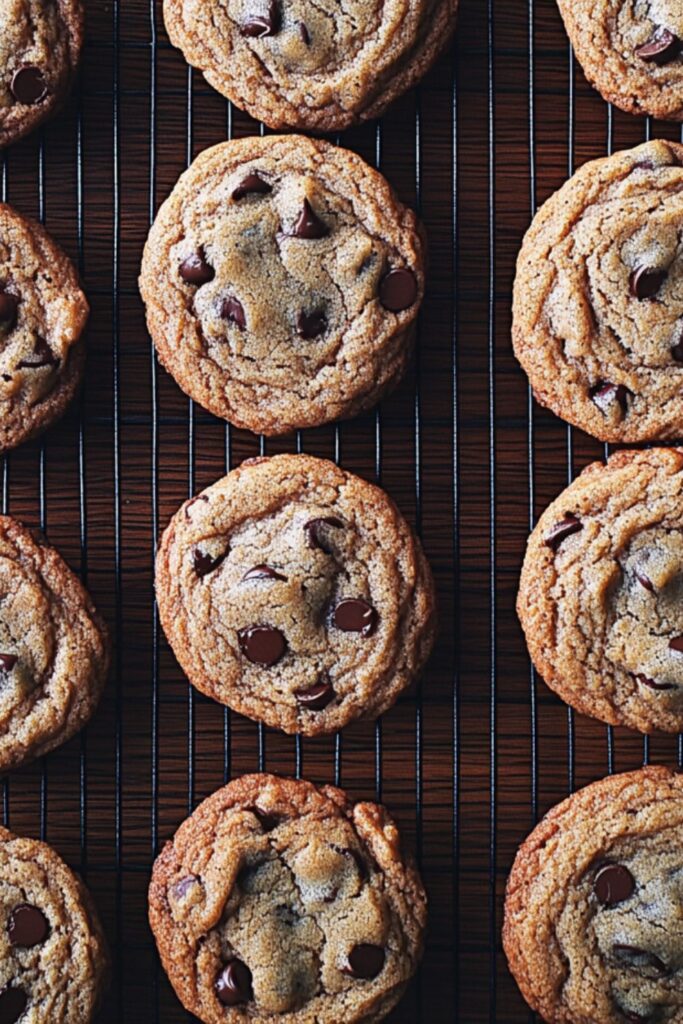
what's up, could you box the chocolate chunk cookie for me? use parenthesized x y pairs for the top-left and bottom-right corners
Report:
(139, 135), (425, 436)
(0, 202), (88, 452)
(517, 447), (683, 734)
(0, 515), (109, 773)
(557, 0), (683, 121)
(0, 0), (84, 148)
(163, 0), (457, 131)
(513, 140), (683, 443)
(504, 766), (683, 1024)
(149, 773), (427, 1023)
(155, 454), (436, 735)
(0, 824), (109, 1021)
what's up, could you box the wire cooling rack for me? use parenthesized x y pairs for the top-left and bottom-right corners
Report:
(2, 1), (682, 1021)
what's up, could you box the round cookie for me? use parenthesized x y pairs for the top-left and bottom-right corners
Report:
(517, 447), (683, 734)
(149, 773), (427, 1023)
(0, 514), (109, 773)
(162, 0), (457, 132)
(0, 0), (84, 148)
(0, 202), (88, 452)
(0, 824), (109, 1022)
(155, 454), (436, 736)
(504, 766), (683, 1024)
(557, 0), (683, 121)
(139, 135), (425, 437)
(513, 139), (683, 443)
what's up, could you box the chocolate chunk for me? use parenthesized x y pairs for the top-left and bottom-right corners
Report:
(221, 296), (246, 329)
(635, 672), (676, 691)
(242, 564), (287, 581)
(242, 1), (280, 37)
(0, 988), (27, 1024)
(543, 514), (582, 551)
(296, 309), (327, 340)
(17, 337), (57, 369)
(333, 599), (377, 637)
(179, 248), (214, 285)
(305, 516), (344, 553)
(344, 944), (385, 979)
(231, 173), (271, 201)
(238, 625), (287, 666)
(8, 904), (49, 947)
(299, 22), (310, 44)
(669, 636), (683, 653)
(612, 945), (668, 977)
(379, 268), (418, 312)
(630, 266), (666, 299)
(290, 199), (329, 239)
(0, 292), (17, 328)
(635, 29), (681, 65)
(215, 959), (253, 1006)
(253, 807), (282, 831)
(11, 66), (47, 105)
(591, 382), (630, 415)
(172, 875), (197, 900)
(295, 679), (335, 710)
(594, 864), (635, 906)
(635, 570), (654, 592)
(193, 547), (227, 578)
(0, 654), (17, 672)
(673, 337), (683, 362)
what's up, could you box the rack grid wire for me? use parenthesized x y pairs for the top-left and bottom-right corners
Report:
(1, 1), (681, 1021)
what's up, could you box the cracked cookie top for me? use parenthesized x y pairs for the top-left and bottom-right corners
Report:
(513, 140), (683, 443)
(155, 454), (436, 736)
(162, 0), (457, 131)
(0, 824), (109, 1023)
(557, 0), (683, 121)
(0, 0), (83, 148)
(0, 515), (109, 773)
(517, 447), (683, 734)
(504, 766), (683, 1024)
(149, 773), (427, 1023)
(139, 135), (425, 437)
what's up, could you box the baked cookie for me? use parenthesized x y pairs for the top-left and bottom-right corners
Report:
(0, 515), (109, 773)
(139, 135), (425, 436)
(517, 447), (683, 734)
(149, 773), (426, 1023)
(504, 766), (683, 1024)
(0, 824), (108, 1022)
(0, 202), (88, 452)
(557, 0), (683, 121)
(0, 0), (84, 148)
(163, 0), (457, 132)
(513, 140), (683, 443)
(155, 454), (436, 735)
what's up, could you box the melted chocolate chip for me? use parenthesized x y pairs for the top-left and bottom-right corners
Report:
(305, 516), (344, 553)
(242, 564), (287, 581)
(296, 309), (327, 340)
(0, 654), (17, 672)
(231, 173), (271, 201)
(193, 547), (227, 578)
(215, 959), (253, 1006)
(635, 569), (654, 592)
(8, 904), (49, 947)
(17, 337), (57, 369)
(635, 29), (681, 65)
(253, 807), (282, 831)
(379, 268), (418, 312)
(238, 625), (287, 666)
(591, 382), (630, 415)
(11, 66), (47, 105)
(242, 0), (280, 36)
(289, 199), (329, 239)
(635, 672), (676, 691)
(0, 292), (17, 328)
(172, 875), (197, 900)
(344, 944), (385, 979)
(672, 331), (683, 362)
(544, 514), (582, 551)
(669, 636), (683, 653)
(299, 22), (310, 44)
(221, 296), (246, 329)
(612, 945), (668, 977)
(333, 599), (377, 637)
(179, 248), (214, 285)
(295, 679), (335, 710)
(0, 988), (27, 1024)
(594, 864), (635, 906)
(630, 266), (667, 300)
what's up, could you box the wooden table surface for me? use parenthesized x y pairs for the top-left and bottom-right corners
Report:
(1, 0), (681, 1020)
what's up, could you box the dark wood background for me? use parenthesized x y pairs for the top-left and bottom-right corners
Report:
(1, 0), (682, 1020)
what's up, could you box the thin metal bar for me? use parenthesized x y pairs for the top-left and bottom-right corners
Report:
(566, 42), (576, 797)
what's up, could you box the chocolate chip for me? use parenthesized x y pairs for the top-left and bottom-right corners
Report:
(635, 29), (681, 65)
(295, 679), (335, 710)
(242, 564), (287, 581)
(544, 514), (582, 551)
(635, 570), (654, 592)
(333, 599), (377, 637)
(289, 199), (329, 239)
(17, 337), (57, 369)
(231, 173), (271, 201)
(193, 547), (227, 578)
(242, 1), (280, 37)
(179, 248), (214, 285)
(673, 336), (683, 362)
(594, 864), (635, 906)
(172, 875), (197, 899)
(635, 672), (676, 691)
(252, 807), (282, 831)
(0, 654), (17, 672)
(215, 959), (253, 1006)
(379, 268), (418, 312)
(299, 22), (310, 44)
(8, 904), (49, 947)
(0, 292), (17, 328)
(630, 266), (667, 299)
(305, 516), (344, 553)
(344, 944), (385, 979)
(669, 637), (683, 653)
(238, 625), (287, 666)
(296, 309), (327, 340)
(11, 66), (47, 105)
(0, 988), (27, 1024)
(221, 296), (246, 329)
(612, 945), (668, 977)
(591, 382), (630, 415)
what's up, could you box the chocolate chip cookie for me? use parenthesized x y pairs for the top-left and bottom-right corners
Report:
(0, 514), (109, 773)
(504, 765), (683, 1024)
(139, 135), (425, 436)
(557, 0), (683, 121)
(0, 824), (109, 1022)
(155, 454), (436, 735)
(149, 773), (427, 1023)
(517, 447), (683, 734)
(163, 0), (457, 131)
(513, 140), (683, 443)
(0, 0), (84, 148)
(0, 202), (88, 452)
